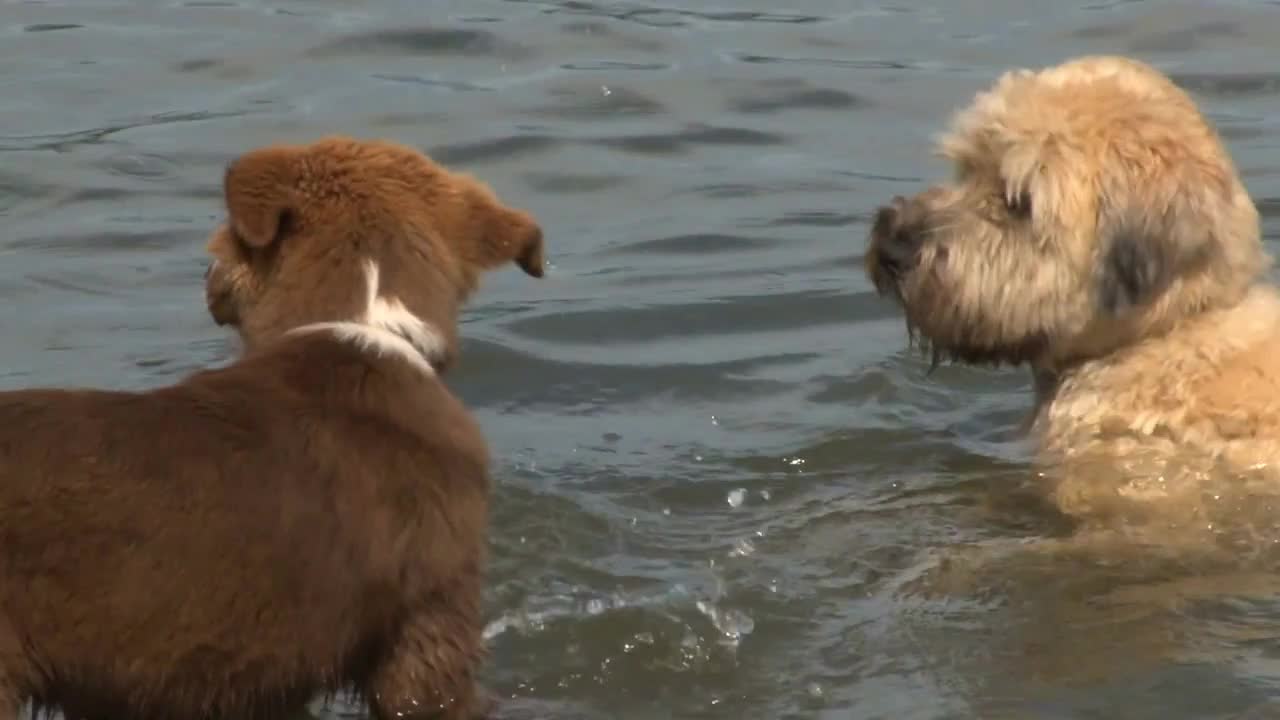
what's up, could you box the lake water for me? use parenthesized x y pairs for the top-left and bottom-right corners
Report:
(4, 0), (1280, 718)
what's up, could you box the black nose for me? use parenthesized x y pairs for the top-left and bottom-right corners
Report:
(871, 197), (904, 241)
(870, 196), (920, 274)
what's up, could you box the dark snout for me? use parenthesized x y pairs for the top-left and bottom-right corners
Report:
(865, 195), (924, 294)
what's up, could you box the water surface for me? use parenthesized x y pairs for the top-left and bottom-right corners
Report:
(4, 1), (1280, 718)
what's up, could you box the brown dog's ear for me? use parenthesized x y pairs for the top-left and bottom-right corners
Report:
(487, 206), (546, 278)
(223, 146), (301, 249)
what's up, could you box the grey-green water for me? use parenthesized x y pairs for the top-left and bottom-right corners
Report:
(4, 1), (1280, 718)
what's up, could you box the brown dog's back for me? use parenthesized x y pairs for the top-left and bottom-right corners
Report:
(0, 335), (489, 720)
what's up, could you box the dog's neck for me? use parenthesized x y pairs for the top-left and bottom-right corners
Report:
(288, 260), (449, 375)
(291, 319), (447, 376)
(1031, 366), (1060, 412)
(1025, 284), (1280, 430)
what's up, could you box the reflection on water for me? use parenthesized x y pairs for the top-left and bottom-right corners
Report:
(3, 0), (1280, 718)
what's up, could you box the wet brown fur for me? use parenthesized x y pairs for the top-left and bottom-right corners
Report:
(0, 135), (545, 720)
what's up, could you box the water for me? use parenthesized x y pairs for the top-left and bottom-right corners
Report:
(4, 0), (1280, 717)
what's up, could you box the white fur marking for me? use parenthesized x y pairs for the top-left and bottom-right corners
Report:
(289, 260), (447, 375)
(360, 260), (449, 362)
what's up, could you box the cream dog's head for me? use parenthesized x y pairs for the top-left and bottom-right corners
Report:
(866, 56), (1266, 371)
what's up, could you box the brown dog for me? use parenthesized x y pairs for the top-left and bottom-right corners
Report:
(0, 136), (544, 720)
(865, 56), (1280, 520)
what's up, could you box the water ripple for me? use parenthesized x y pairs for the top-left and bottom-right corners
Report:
(308, 27), (530, 60)
(7, 1), (1280, 718)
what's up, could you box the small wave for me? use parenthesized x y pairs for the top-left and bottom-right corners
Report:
(484, 583), (755, 650)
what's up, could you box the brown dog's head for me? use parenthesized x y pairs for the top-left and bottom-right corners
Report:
(865, 55), (1267, 372)
(205, 136), (545, 369)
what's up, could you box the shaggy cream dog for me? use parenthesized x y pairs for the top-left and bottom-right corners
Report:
(866, 56), (1280, 522)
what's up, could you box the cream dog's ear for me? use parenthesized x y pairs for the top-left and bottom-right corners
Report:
(1094, 164), (1223, 317)
(1096, 219), (1179, 316)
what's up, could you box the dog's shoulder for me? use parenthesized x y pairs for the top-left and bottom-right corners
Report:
(1042, 285), (1280, 448)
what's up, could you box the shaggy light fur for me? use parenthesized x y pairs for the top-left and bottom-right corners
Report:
(865, 55), (1280, 522)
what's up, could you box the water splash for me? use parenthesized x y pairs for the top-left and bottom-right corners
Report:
(695, 599), (755, 649)
(483, 585), (695, 641)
